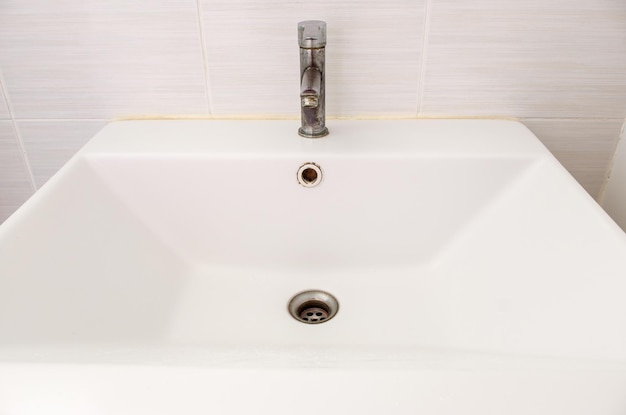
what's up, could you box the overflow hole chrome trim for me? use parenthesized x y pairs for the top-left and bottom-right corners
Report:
(297, 162), (322, 187)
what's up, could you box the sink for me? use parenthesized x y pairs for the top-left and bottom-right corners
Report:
(1, 119), (626, 413)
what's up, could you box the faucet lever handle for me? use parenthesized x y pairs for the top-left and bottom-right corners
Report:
(298, 20), (327, 49)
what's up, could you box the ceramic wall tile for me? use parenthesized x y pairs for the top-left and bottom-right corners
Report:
(0, 121), (34, 223)
(18, 120), (108, 188)
(0, 0), (209, 119)
(199, 0), (424, 116)
(602, 121), (626, 230)
(523, 119), (624, 199)
(421, 0), (626, 118)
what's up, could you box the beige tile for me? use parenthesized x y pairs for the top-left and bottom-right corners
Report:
(200, 0), (424, 116)
(18, 120), (107, 188)
(0, 121), (34, 223)
(422, 0), (626, 118)
(523, 119), (624, 198)
(0, 0), (208, 119)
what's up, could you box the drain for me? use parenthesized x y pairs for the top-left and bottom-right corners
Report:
(297, 162), (322, 187)
(288, 290), (338, 324)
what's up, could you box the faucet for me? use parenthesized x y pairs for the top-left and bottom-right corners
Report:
(298, 20), (328, 138)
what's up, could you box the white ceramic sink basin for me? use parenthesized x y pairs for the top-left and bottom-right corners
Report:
(1, 120), (626, 413)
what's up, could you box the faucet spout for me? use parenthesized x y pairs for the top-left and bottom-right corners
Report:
(298, 21), (328, 138)
(300, 67), (321, 108)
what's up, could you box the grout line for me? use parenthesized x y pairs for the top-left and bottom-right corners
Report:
(108, 115), (625, 122)
(113, 115), (299, 121)
(416, 0), (432, 116)
(11, 116), (623, 122)
(195, 0), (214, 115)
(0, 71), (37, 192)
(109, 114), (520, 121)
(597, 118), (626, 204)
(521, 117), (626, 121)
(12, 118), (110, 122)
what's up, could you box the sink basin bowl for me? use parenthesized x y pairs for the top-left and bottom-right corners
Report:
(1, 120), (626, 413)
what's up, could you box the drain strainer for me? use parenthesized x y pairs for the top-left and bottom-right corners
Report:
(288, 290), (339, 324)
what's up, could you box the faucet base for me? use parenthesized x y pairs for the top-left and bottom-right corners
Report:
(298, 126), (329, 139)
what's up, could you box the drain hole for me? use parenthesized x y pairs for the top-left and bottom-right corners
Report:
(288, 291), (339, 324)
(298, 305), (329, 322)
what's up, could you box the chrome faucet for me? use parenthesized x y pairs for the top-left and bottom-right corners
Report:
(298, 20), (328, 138)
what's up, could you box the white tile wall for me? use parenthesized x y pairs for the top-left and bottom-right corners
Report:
(421, 0), (626, 118)
(1, 0), (625, 224)
(0, 122), (34, 222)
(199, 0), (424, 116)
(18, 120), (108, 188)
(602, 121), (626, 230)
(0, 0), (209, 119)
(523, 119), (624, 198)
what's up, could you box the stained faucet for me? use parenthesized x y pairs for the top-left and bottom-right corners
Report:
(298, 20), (328, 138)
